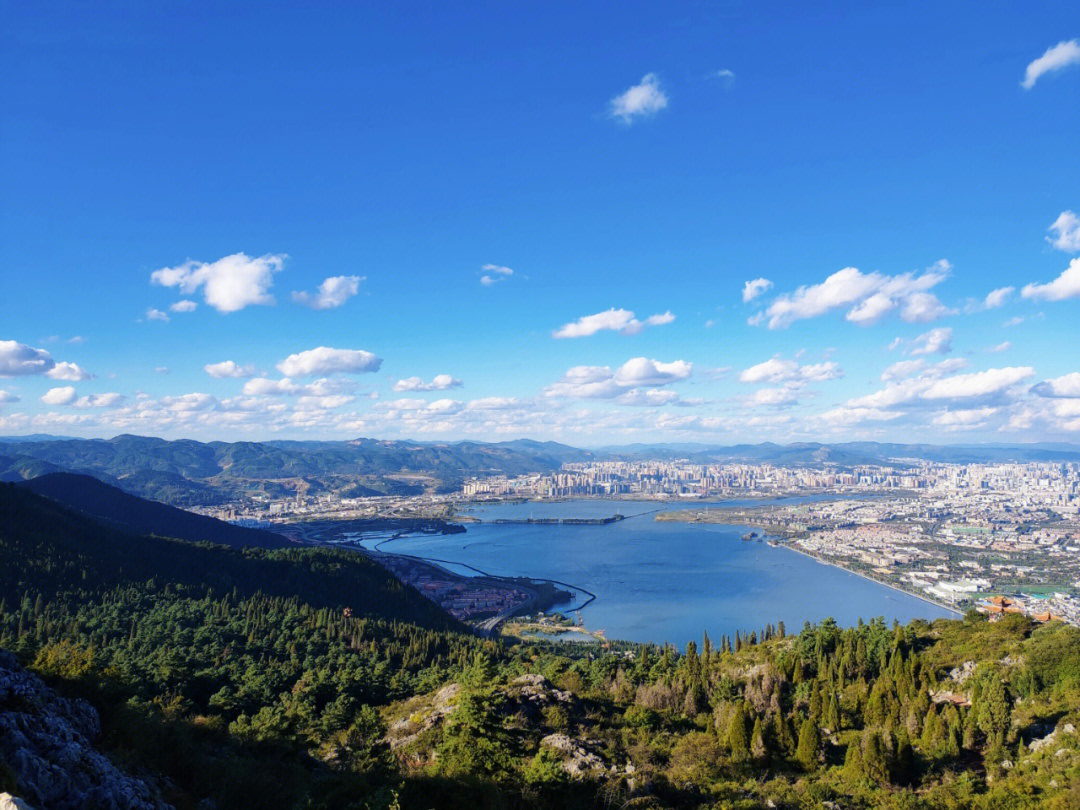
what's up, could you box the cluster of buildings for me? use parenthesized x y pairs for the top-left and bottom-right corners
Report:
(750, 493), (1080, 624)
(463, 459), (1080, 510)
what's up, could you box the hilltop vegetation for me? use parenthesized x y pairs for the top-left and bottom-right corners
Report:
(1, 483), (1079, 808)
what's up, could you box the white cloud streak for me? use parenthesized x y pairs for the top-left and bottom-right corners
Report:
(552, 308), (675, 338)
(759, 261), (954, 328)
(1022, 257), (1080, 301)
(393, 374), (463, 392)
(1021, 39), (1080, 89)
(275, 347), (382, 377)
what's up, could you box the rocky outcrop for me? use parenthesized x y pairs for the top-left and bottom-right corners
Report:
(1029, 722), (1076, 752)
(0, 651), (170, 810)
(540, 734), (605, 776)
(385, 683), (462, 751)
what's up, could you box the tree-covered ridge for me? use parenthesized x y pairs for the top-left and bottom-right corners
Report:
(2, 482), (1079, 808)
(17, 472), (292, 549)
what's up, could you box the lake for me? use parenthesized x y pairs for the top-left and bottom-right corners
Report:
(378, 499), (956, 646)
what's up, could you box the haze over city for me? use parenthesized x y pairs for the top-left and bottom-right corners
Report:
(2, 4), (1079, 446)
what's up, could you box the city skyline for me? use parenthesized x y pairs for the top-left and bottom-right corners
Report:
(2, 3), (1079, 444)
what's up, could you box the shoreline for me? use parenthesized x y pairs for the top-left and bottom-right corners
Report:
(777, 541), (963, 617)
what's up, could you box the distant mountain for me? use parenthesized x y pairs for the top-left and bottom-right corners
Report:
(18, 472), (292, 549)
(0, 433), (77, 443)
(0, 434), (596, 505)
(594, 440), (1080, 465)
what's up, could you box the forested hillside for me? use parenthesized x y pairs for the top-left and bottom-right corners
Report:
(1, 482), (1078, 808)
(17, 472), (292, 549)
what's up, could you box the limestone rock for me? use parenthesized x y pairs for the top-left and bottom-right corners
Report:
(0, 651), (170, 810)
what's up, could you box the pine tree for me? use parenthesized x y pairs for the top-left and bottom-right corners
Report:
(826, 689), (842, 731)
(844, 737), (864, 781)
(861, 729), (890, 783)
(750, 717), (768, 762)
(727, 703), (751, 762)
(795, 718), (820, 771)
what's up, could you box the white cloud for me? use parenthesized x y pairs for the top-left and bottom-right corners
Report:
(294, 394), (355, 411)
(393, 374), (463, 392)
(242, 376), (357, 397)
(899, 292), (956, 323)
(1004, 315), (1025, 327)
(617, 388), (681, 406)
(610, 73), (668, 123)
(746, 386), (802, 407)
(45, 361), (93, 381)
(466, 397), (523, 411)
(932, 407), (997, 427)
(67, 336), (85, 344)
(987, 341), (1012, 354)
(154, 367), (170, 374)
(146, 308), (170, 322)
(1048, 211), (1080, 252)
(480, 264), (514, 286)
(275, 346), (382, 377)
(614, 357), (692, 387)
(921, 367), (1035, 400)
(170, 300), (198, 313)
(158, 393), (217, 412)
(0, 341), (55, 377)
(984, 286), (1015, 309)
(742, 278), (773, 302)
(1022, 257), (1080, 301)
(41, 386), (77, 405)
(1021, 39), (1080, 89)
(151, 253), (285, 313)
(243, 377), (299, 396)
(847, 293), (896, 324)
(0, 390), (20, 404)
(714, 69), (736, 87)
(881, 359), (926, 381)
(818, 406), (905, 426)
(291, 275), (363, 310)
(552, 308), (675, 338)
(72, 393), (125, 409)
(761, 260), (953, 328)
(909, 327), (953, 357)
(205, 361), (256, 379)
(545, 357), (691, 399)
(738, 357), (843, 384)
(848, 363), (1028, 411)
(1031, 372), (1080, 398)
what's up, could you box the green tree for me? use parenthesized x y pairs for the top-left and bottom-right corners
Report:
(727, 703), (751, 762)
(795, 719), (820, 771)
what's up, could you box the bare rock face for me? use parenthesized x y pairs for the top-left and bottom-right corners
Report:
(0, 651), (171, 810)
(540, 734), (605, 776)
(0, 793), (37, 810)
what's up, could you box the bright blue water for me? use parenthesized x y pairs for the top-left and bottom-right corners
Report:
(381, 499), (956, 647)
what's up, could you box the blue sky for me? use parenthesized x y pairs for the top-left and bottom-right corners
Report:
(2, 1), (1079, 444)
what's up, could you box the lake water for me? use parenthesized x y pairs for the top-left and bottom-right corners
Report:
(378, 499), (956, 647)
